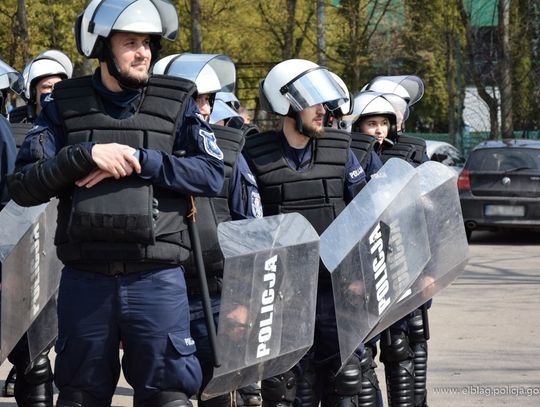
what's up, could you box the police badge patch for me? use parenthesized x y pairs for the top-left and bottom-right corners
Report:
(199, 129), (224, 160)
(251, 191), (263, 219)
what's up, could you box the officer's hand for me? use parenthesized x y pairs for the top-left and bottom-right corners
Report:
(75, 168), (114, 188)
(91, 143), (141, 178)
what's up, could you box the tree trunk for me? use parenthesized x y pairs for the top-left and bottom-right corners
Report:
(317, 0), (326, 66)
(498, 0), (513, 138)
(283, 0), (297, 59)
(15, 0), (29, 64)
(190, 0), (203, 53)
(457, 0), (500, 139)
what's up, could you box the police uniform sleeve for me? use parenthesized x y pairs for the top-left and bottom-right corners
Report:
(345, 149), (367, 202)
(137, 98), (225, 196)
(229, 154), (263, 220)
(7, 103), (96, 207)
(0, 116), (17, 207)
(365, 151), (383, 181)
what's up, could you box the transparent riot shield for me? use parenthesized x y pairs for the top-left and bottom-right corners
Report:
(0, 200), (61, 363)
(365, 161), (469, 341)
(202, 213), (319, 400)
(320, 159), (431, 366)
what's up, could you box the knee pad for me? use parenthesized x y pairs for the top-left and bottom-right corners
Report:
(295, 361), (319, 407)
(321, 354), (362, 407)
(135, 391), (192, 407)
(261, 371), (297, 407)
(406, 310), (426, 344)
(57, 388), (106, 407)
(380, 332), (415, 407)
(411, 341), (428, 407)
(358, 346), (380, 407)
(380, 332), (414, 364)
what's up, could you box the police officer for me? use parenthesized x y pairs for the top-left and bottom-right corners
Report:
(243, 59), (367, 407)
(0, 59), (20, 206)
(8, 0), (225, 406)
(1, 60), (55, 407)
(360, 76), (429, 166)
(346, 81), (431, 407)
(153, 53), (263, 407)
(3, 50), (72, 406)
(326, 72), (383, 182)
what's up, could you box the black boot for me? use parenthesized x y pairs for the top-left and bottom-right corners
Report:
(238, 383), (262, 406)
(14, 354), (53, 407)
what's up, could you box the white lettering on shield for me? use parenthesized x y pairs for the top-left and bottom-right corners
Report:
(30, 223), (41, 317)
(257, 254), (277, 358)
(368, 223), (391, 315)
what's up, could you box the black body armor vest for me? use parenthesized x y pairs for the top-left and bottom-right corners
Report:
(184, 124), (244, 279)
(8, 105), (33, 148)
(52, 74), (196, 264)
(243, 130), (350, 235)
(380, 135), (427, 166)
(349, 131), (378, 169)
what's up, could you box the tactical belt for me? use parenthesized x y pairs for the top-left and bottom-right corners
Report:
(67, 261), (173, 276)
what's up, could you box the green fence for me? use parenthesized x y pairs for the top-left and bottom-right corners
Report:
(409, 131), (540, 158)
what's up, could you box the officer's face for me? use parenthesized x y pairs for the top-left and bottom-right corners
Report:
(196, 93), (212, 120)
(109, 32), (152, 86)
(35, 75), (62, 113)
(299, 103), (326, 139)
(359, 115), (389, 143)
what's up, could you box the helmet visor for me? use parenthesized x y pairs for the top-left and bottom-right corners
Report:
(0, 60), (24, 94)
(90, 0), (178, 40)
(210, 99), (244, 126)
(280, 68), (348, 112)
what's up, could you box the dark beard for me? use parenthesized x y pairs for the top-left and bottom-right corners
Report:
(117, 70), (148, 89)
(302, 122), (325, 139)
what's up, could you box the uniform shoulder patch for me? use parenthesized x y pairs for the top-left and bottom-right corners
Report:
(199, 128), (224, 160)
(251, 191), (263, 219)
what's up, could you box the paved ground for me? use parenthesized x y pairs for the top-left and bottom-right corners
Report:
(1, 230), (539, 406)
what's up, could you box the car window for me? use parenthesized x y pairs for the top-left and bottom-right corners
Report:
(468, 148), (540, 171)
(431, 145), (465, 166)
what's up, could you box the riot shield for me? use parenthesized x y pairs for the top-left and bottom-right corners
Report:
(202, 213), (319, 400)
(365, 161), (469, 341)
(0, 200), (61, 364)
(320, 158), (431, 366)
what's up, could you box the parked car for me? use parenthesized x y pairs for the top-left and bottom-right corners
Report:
(457, 139), (540, 240)
(425, 140), (465, 172)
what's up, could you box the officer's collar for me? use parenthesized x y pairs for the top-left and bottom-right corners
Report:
(92, 68), (142, 109)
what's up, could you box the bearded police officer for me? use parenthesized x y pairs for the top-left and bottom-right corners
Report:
(7, 1), (224, 406)
(243, 59), (367, 407)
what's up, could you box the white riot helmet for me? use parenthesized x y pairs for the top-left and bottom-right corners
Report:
(362, 75), (424, 106)
(344, 91), (401, 139)
(260, 59), (348, 116)
(209, 99), (244, 129)
(23, 50), (73, 101)
(215, 91), (241, 111)
(75, 0), (178, 59)
(0, 59), (24, 94)
(153, 53), (235, 99)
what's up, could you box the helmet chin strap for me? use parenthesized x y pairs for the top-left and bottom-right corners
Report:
(294, 113), (305, 135)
